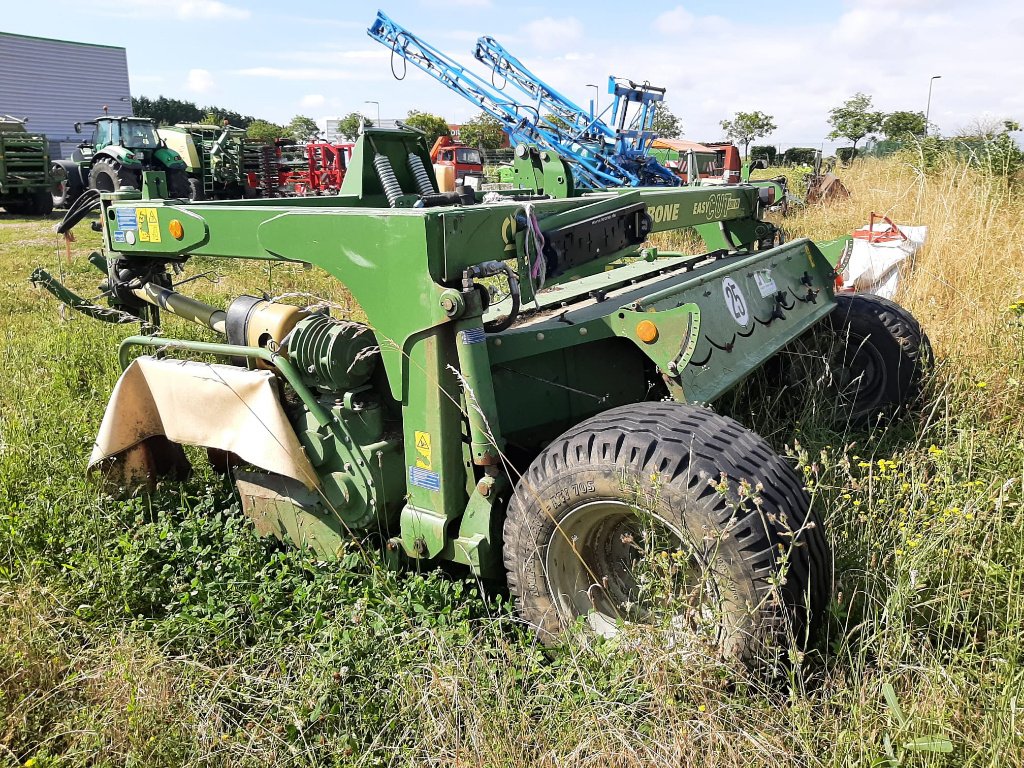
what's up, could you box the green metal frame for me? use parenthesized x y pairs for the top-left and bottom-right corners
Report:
(41, 128), (847, 577)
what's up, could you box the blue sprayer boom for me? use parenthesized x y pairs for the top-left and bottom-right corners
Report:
(367, 10), (680, 189)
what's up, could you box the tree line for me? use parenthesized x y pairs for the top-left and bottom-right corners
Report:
(133, 93), (1018, 171)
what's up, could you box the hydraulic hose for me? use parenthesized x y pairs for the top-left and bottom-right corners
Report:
(56, 189), (101, 235)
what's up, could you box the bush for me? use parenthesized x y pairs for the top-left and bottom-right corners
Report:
(781, 147), (817, 165)
(836, 147), (856, 165)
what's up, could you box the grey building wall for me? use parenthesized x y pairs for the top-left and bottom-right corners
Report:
(0, 32), (132, 158)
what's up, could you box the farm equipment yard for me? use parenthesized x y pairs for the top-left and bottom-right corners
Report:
(2, 4), (1024, 767)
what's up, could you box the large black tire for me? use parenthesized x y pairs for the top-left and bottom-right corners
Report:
(166, 169), (191, 199)
(52, 163), (82, 209)
(504, 402), (831, 663)
(29, 190), (53, 216)
(187, 177), (204, 201)
(2, 200), (30, 215)
(90, 158), (138, 193)
(820, 293), (931, 426)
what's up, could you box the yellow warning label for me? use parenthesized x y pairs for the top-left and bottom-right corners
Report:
(414, 430), (432, 469)
(136, 208), (161, 243)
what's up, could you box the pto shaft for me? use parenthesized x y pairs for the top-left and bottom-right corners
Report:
(131, 283), (227, 334)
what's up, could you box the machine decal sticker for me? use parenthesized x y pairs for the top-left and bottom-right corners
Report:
(414, 430), (432, 469)
(461, 327), (486, 344)
(115, 207), (137, 230)
(754, 269), (777, 298)
(136, 207), (161, 243)
(722, 277), (749, 326)
(409, 466), (441, 492)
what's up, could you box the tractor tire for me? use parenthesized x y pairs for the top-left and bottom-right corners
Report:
(52, 164), (82, 209)
(734, 293), (932, 433)
(187, 177), (204, 201)
(819, 293), (931, 427)
(90, 158), (138, 193)
(3, 200), (30, 216)
(503, 401), (831, 664)
(166, 169), (191, 199)
(30, 190), (53, 216)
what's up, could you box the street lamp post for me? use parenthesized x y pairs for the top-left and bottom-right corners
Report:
(925, 75), (941, 136)
(364, 100), (380, 127)
(586, 83), (599, 117)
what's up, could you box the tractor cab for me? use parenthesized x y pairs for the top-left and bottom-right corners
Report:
(76, 117), (162, 155)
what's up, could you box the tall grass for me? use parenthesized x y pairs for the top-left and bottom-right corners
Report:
(2, 154), (1024, 766)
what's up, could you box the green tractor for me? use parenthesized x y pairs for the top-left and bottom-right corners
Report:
(0, 114), (54, 215)
(52, 115), (189, 207)
(32, 128), (932, 662)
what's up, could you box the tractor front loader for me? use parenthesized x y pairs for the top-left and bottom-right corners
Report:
(33, 128), (930, 662)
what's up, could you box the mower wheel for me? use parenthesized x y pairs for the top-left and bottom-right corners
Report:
(30, 190), (53, 216)
(503, 401), (831, 663)
(3, 200), (29, 215)
(90, 158), (138, 193)
(167, 169), (191, 199)
(52, 164), (82, 209)
(821, 293), (931, 426)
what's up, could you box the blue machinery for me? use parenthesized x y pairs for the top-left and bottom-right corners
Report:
(367, 10), (681, 190)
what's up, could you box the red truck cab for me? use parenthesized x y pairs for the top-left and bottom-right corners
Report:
(430, 135), (484, 189)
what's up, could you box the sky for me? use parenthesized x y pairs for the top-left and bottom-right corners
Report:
(4, 0), (1022, 148)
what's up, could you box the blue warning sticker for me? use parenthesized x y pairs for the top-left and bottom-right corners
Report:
(460, 327), (486, 345)
(115, 207), (138, 230)
(408, 466), (441, 492)
(113, 231), (126, 243)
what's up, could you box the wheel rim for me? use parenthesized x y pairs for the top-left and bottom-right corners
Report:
(544, 500), (716, 637)
(830, 331), (887, 418)
(94, 172), (116, 192)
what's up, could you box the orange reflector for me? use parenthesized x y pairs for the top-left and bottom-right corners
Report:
(168, 219), (184, 240)
(636, 319), (658, 343)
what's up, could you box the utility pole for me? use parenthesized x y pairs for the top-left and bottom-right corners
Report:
(364, 100), (380, 126)
(925, 75), (941, 136)
(586, 83), (599, 117)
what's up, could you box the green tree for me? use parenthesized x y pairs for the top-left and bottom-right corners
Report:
(131, 95), (204, 125)
(542, 113), (572, 133)
(403, 110), (451, 147)
(651, 103), (683, 139)
(287, 115), (320, 142)
(202, 106), (255, 129)
(827, 93), (884, 160)
(460, 111), (505, 150)
(337, 111), (370, 141)
(881, 110), (927, 139)
(246, 119), (284, 143)
(719, 110), (777, 158)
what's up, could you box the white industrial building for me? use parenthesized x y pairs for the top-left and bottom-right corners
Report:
(0, 31), (132, 158)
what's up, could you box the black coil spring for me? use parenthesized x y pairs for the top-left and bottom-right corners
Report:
(407, 153), (435, 196)
(373, 154), (403, 207)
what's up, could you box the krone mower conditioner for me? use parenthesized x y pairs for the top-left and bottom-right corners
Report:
(33, 128), (931, 662)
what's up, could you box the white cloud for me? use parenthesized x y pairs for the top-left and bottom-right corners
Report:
(300, 94), (326, 109)
(233, 67), (359, 81)
(523, 16), (583, 51)
(185, 68), (216, 95)
(92, 0), (249, 21)
(654, 6), (695, 34)
(275, 49), (388, 64)
(418, 0), (491, 7)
